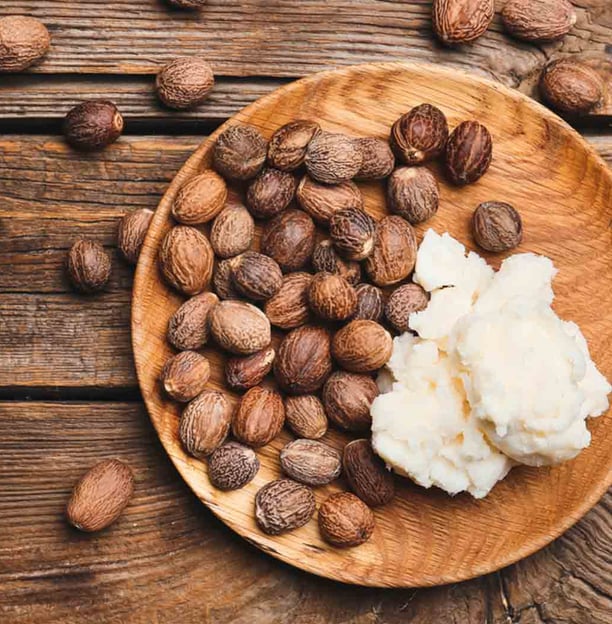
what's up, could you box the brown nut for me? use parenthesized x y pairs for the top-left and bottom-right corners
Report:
(179, 390), (232, 458)
(64, 100), (124, 151)
(160, 350), (211, 402)
(318, 492), (375, 548)
(255, 479), (316, 535)
(502, 0), (576, 42)
(332, 320), (392, 373)
(167, 291), (219, 350)
(213, 258), (240, 300)
(230, 251), (283, 301)
(472, 201), (523, 252)
(67, 239), (111, 294)
(305, 132), (363, 184)
(284, 395), (329, 440)
(329, 207), (377, 261)
(280, 439), (342, 486)
(432, 0), (494, 44)
(354, 137), (395, 180)
(385, 283), (429, 333)
(445, 120), (492, 186)
(343, 439), (395, 507)
(208, 442), (260, 491)
(322, 371), (379, 432)
(232, 386), (285, 448)
(159, 225), (214, 296)
(167, 0), (207, 8)
(172, 170), (227, 225)
(213, 124), (267, 181)
(225, 346), (276, 392)
(246, 168), (297, 219)
(540, 60), (605, 116)
(387, 167), (440, 225)
(117, 208), (153, 264)
(0, 16), (50, 72)
(209, 300), (271, 355)
(308, 272), (357, 321)
(66, 459), (134, 532)
(267, 120), (321, 171)
(155, 56), (214, 110)
(296, 176), (363, 226)
(264, 272), (313, 330)
(210, 202), (254, 259)
(274, 325), (332, 395)
(261, 209), (316, 272)
(312, 239), (361, 285)
(390, 104), (449, 165)
(352, 284), (384, 322)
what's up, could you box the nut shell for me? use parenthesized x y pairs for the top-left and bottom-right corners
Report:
(308, 272), (357, 321)
(255, 479), (316, 535)
(64, 100), (124, 151)
(155, 57), (214, 110)
(472, 201), (523, 252)
(312, 240), (361, 285)
(280, 439), (342, 486)
(167, 291), (219, 350)
(117, 208), (153, 264)
(387, 166), (440, 225)
(352, 284), (384, 322)
(445, 120), (492, 186)
(208, 442), (260, 491)
(284, 395), (329, 439)
(322, 371), (379, 432)
(209, 300), (271, 355)
(210, 202), (255, 258)
(332, 320), (392, 373)
(297, 176), (363, 226)
(267, 120), (321, 171)
(230, 251), (283, 301)
(329, 207), (377, 261)
(261, 209), (316, 272)
(213, 258), (240, 300)
(385, 283), (429, 333)
(160, 350), (211, 402)
(318, 492), (375, 548)
(343, 439), (395, 507)
(305, 132), (363, 184)
(246, 168), (297, 219)
(172, 170), (227, 225)
(232, 386), (285, 447)
(225, 346), (276, 392)
(502, 0), (576, 42)
(264, 272), (313, 330)
(67, 239), (111, 293)
(213, 124), (267, 181)
(0, 16), (50, 72)
(354, 137), (395, 180)
(432, 0), (494, 44)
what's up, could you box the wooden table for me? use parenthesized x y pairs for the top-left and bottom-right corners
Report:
(0, 2), (610, 622)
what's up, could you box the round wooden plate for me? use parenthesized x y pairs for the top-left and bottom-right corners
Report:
(132, 62), (612, 588)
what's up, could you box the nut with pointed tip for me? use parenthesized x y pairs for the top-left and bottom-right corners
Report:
(322, 371), (379, 432)
(67, 239), (111, 294)
(432, 0), (494, 44)
(312, 239), (361, 285)
(501, 0), (576, 42)
(332, 320), (392, 373)
(387, 167), (440, 225)
(267, 120), (321, 171)
(172, 170), (227, 225)
(232, 386), (285, 448)
(284, 395), (329, 439)
(64, 100), (124, 151)
(472, 201), (523, 252)
(255, 479), (316, 535)
(308, 272), (357, 321)
(246, 168), (297, 219)
(155, 56), (214, 110)
(208, 442), (260, 491)
(213, 124), (267, 181)
(167, 292), (219, 351)
(385, 283), (429, 333)
(318, 492), (375, 547)
(264, 272), (313, 330)
(0, 16), (50, 72)
(230, 251), (283, 301)
(261, 209), (316, 272)
(210, 202), (254, 258)
(297, 175), (363, 226)
(354, 137), (395, 180)
(445, 120), (492, 186)
(117, 208), (153, 264)
(160, 350), (210, 402)
(305, 132), (363, 184)
(352, 284), (384, 322)
(343, 439), (395, 507)
(209, 300), (271, 355)
(280, 439), (342, 486)
(225, 346), (276, 392)
(329, 207), (377, 261)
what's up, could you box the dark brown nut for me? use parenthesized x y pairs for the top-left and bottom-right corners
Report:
(159, 225), (214, 296)
(155, 56), (214, 110)
(318, 492), (375, 548)
(160, 350), (210, 402)
(387, 167), (440, 225)
(209, 300), (271, 355)
(432, 0), (494, 44)
(445, 120), (492, 186)
(322, 371), (378, 432)
(329, 207), (376, 261)
(296, 176), (363, 226)
(390, 104), (449, 165)
(354, 137), (395, 180)
(117, 208), (153, 264)
(261, 209), (316, 272)
(210, 202), (254, 258)
(284, 395), (328, 439)
(67, 239), (111, 294)
(207, 442), (260, 491)
(232, 386), (285, 448)
(64, 101), (124, 151)
(540, 60), (605, 116)
(343, 439), (395, 507)
(0, 16), (50, 72)
(352, 284), (384, 322)
(225, 346), (276, 392)
(364, 216), (417, 287)
(179, 390), (232, 458)
(167, 292), (219, 350)
(502, 0), (576, 42)
(264, 272), (313, 330)
(312, 239), (361, 285)
(308, 272), (357, 321)
(280, 439), (342, 486)
(213, 124), (267, 181)
(472, 201), (523, 252)
(305, 132), (363, 184)
(213, 258), (240, 300)
(267, 120), (321, 171)
(255, 479), (316, 535)
(172, 170), (227, 225)
(385, 283), (429, 333)
(167, 0), (207, 9)
(246, 168), (297, 219)
(274, 325), (332, 395)
(230, 251), (283, 301)
(332, 320), (392, 373)
(66, 459), (134, 532)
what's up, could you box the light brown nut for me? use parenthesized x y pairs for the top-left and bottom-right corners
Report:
(160, 350), (211, 402)
(117, 208), (153, 264)
(246, 168), (297, 219)
(0, 16), (50, 72)
(354, 137), (395, 180)
(267, 120), (321, 171)
(66, 459), (134, 532)
(385, 283), (429, 333)
(155, 56), (214, 110)
(280, 439), (342, 486)
(472, 201), (523, 252)
(210, 202), (254, 258)
(352, 284), (384, 322)
(322, 371), (379, 432)
(387, 167), (440, 225)
(312, 239), (361, 285)
(230, 251), (283, 301)
(343, 439), (395, 507)
(159, 225), (214, 296)
(207, 442), (260, 491)
(329, 207), (377, 261)
(261, 209), (316, 272)
(232, 386), (285, 447)
(284, 395), (329, 440)
(167, 291), (219, 350)
(501, 0), (576, 42)
(213, 124), (267, 181)
(209, 300), (271, 355)
(64, 100), (124, 151)
(445, 120), (492, 186)
(305, 132), (363, 184)
(296, 176), (363, 226)
(213, 258), (240, 300)
(255, 479), (316, 535)
(318, 492), (375, 547)
(172, 170), (227, 225)
(67, 239), (111, 294)
(308, 272), (357, 321)
(331, 320), (392, 373)
(179, 390), (232, 458)
(264, 272), (313, 330)
(432, 0), (494, 44)
(225, 346), (276, 392)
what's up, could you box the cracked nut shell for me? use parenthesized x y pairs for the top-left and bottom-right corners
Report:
(208, 442), (260, 491)
(230, 251), (283, 301)
(343, 439), (395, 507)
(160, 350), (211, 402)
(155, 56), (214, 110)
(472, 201), (523, 252)
(0, 16), (50, 72)
(284, 395), (328, 439)
(167, 291), (219, 350)
(64, 100), (124, 151)
(318, 492), (375, 547)
(246, 168), (297, 219)
(67, 239), (111, 293)
(332, 320), (392, 373)
(308, 272), (357, 321)
(312, 239), (361, 285)
(267, 120), (321, 171)
(225, 346), (276, 392)
(352, 284), (384, 322)
(445, 120), (492, 185)
(209, 300), (271, 355)
(385, 283), (429, 333)
(117, 208), (153, 264)
(261, 209), (316, 272)
(297, 176), (363, 226)
(387, 166), (440, 224)
(255, 479), (316, 535)
(305, 132), (363, 184)
(210, 202), (254, 258)
(264, 272), (313, 330)
(213, 124), (267, 181)
(232, 385), (285, 448)
(172, 170), (227, 225)
(329, 207), (377, 261)
(322, 371), (379, 432)
(280, 439), (342, 486)
(432, 0), (494, 44)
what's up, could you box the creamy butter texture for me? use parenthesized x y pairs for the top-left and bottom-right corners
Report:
(371, 230), (611, 498)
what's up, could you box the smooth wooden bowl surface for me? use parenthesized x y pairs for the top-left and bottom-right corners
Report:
(132, 62), (612, 588)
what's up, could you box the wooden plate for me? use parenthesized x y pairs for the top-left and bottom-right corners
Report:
(132, 62), (612, 588)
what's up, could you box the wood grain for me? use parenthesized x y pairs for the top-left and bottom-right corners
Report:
(132, 62), (612, 587)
